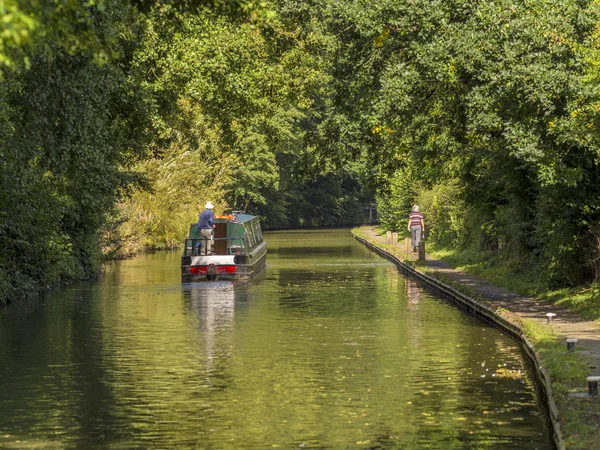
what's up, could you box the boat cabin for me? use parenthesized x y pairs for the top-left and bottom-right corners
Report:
(181, 212), (267, 281)
(183, 213), (263, 257)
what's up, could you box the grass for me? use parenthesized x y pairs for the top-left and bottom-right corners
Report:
(426, 246), (541, 296)
(426, 245), (600, 323)
(352, 226), (600, 449)
(540, 287), (600, 323)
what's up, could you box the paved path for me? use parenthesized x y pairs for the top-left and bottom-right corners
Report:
(360, 227), (600, 375)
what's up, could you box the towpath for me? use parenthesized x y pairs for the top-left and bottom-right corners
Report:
(359, 226), (600, 376)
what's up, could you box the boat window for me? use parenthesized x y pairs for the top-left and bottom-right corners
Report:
(255, 222), (262, 242)
(246, 225), (255, 249)
(252, 221), (259, 245)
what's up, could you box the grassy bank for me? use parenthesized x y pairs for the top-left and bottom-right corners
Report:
(426, 246), (600, 323)
(352, 226), (600, 449)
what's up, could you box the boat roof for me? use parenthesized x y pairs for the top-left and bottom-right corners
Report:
(189, 212), (258, 228)
(222, 213), (256, 224)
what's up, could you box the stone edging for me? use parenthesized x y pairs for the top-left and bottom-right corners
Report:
(353, 232), (565, 450)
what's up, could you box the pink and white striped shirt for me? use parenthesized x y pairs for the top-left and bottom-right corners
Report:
(409, 211), (424, 227)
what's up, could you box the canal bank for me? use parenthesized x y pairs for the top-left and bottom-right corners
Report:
(353, 226), (600, 450)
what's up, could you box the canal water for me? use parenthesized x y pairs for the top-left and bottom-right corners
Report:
(0, 229), (550, 449)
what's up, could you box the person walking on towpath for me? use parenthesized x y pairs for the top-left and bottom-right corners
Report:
(408, 204), (425, 252)
(198, 201), (215, 255)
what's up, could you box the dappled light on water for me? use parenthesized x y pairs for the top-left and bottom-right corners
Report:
(0, 230), (549, 448)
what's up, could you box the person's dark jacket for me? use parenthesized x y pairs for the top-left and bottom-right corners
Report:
(198, 209), (214, 230)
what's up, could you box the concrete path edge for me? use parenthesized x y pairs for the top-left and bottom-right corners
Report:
(352, 231), (566, 450)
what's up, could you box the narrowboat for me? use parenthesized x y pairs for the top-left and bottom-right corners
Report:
(181, 211), (267, 281)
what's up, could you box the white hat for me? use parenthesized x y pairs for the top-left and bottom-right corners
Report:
(205, 201), (214, 209)
(412, 205), (419, 211)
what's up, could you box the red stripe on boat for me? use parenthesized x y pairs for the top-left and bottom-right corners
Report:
(217, 265), (236, 274)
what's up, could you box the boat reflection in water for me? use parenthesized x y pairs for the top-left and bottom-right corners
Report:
(185, 282), (237, 375)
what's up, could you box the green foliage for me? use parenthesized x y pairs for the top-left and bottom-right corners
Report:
(116, 134), (234, 253)
(375, 167), (416, 233)
(0, 0), (271, 75)
(9, 0), (600, 304)
(254, 170), (372, 229)
(416, 181), (463, 247)
(0, 1), (148, 304)
(113, 3), (371, 250)
(0, 0), (130, 75)
(0, 0), (378, 304)
(327, 0), (600, 287)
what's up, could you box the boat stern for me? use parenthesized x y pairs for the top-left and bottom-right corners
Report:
(181, 254), (241, 281)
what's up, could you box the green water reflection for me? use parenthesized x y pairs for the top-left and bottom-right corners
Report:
(0, 229), (549, 448)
